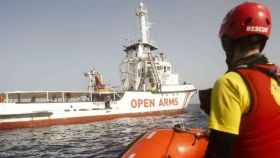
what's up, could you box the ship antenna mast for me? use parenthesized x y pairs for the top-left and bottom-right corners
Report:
(136, 2), (150, 44)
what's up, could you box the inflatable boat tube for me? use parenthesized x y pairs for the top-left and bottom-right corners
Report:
(121, 124), (209, 158)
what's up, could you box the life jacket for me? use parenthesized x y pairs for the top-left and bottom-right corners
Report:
(232, 64), (280, 158)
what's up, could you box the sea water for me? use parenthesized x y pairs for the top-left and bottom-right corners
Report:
(0, 104), (207, 158)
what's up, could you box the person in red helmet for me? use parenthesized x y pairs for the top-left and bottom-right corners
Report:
(202, 2), (280, 158)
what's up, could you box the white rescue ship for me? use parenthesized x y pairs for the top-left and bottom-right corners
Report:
(0, 3), (196, 130)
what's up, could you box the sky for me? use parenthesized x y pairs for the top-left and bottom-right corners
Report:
(0, 0), (279, 103)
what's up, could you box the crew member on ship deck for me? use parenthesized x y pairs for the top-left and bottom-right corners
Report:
(0, 95), (4, 103)
(200, 2), (280, 158)
(149, 82), (157, 92)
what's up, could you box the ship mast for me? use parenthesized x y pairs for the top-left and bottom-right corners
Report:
(137, 2), (149, 44)
(135, 2), (156, 58)
(121, 2), (160, 91)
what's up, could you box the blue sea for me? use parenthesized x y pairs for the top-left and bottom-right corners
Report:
(0, 104), (207, 158)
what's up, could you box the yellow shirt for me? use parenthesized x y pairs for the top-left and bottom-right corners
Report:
(208, 71), (280, 135)
(208, 72), (249, 135)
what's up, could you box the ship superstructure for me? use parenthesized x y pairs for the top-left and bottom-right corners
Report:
(0, 3), (196, 130)
(120, 2), (179, 91)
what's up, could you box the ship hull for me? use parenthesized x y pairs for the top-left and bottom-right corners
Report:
(0, 90), (196, 130)
(0, 109), (184, 130)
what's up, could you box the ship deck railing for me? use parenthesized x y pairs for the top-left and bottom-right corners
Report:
(0, 91), (124, 104)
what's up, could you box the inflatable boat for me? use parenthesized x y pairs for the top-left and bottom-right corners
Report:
(121, 124), (209, 158)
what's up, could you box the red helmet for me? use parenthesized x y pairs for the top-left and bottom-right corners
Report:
(219, 2), (272, 40)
